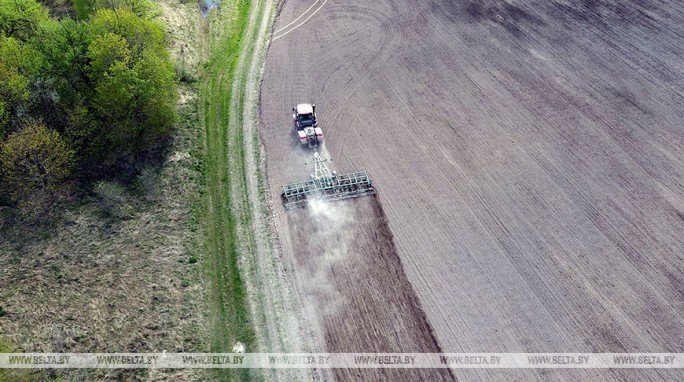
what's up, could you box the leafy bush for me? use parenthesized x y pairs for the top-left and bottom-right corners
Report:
(0, 123), (74, 202)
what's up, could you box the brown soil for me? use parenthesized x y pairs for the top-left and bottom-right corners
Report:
(287, 196), (453, 381)
(260, 0), (684, 380)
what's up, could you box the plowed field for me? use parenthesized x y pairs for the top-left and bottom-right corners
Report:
(260, 1), (684, 380)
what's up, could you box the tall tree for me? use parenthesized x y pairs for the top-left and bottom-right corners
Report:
(86, 9), (176, 168)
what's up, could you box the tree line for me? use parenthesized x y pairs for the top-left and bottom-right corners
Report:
(0, 0), (177, 208)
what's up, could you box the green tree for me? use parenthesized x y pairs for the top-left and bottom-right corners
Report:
(91, 8), (165, 60)
(73, 0), (97, 20)
(0, 36), (42, 137)
(92, 60), (139, 155)
(87, 32), (131, 78)
(85, 9), (176, 166)
(0, 36), (43, 76)
(0, 0), (48, 41)
(0, 101), (7, 135)
(75, 0), (157, 20)
(64, 100), (97, 164)
(38, 18), (95, 103)
(0, 63), (28, 104)
(132, 50), (176, 144)
(0, 62), (29, 137)
(0, 123), (74, 201)
(100, 0), (159, 19)
(0, 2), (177, 179)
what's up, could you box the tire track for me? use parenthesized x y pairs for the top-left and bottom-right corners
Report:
(271, 0), (329, 41)
(272, 0), (319, 35)
(307, 2), (407, 161)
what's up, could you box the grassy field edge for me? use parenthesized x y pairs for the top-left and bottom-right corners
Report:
(196, 0), (272, 379)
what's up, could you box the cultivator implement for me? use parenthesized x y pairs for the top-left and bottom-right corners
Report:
(281, 151), (375, 209)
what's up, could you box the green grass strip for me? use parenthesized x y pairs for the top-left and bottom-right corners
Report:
(197, 1), (260, 380)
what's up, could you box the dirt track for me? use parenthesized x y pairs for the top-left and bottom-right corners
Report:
(260, 0), (684, 380)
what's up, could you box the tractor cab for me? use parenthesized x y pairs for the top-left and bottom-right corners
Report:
(298, 113), (315, 127)
(293, 103), (316, 130)
(292, 103), (323, 147)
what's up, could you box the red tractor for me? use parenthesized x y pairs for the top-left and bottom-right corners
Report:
(293, 103), (324, 147)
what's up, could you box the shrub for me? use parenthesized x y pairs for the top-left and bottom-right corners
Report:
(0, 123), (74, 202)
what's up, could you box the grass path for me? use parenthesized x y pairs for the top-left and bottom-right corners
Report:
(197, 0), (275, 380)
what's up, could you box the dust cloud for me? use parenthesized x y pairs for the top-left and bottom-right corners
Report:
(298, 199), (354, 317)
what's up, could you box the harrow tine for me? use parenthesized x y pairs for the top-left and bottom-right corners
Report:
(281, 153), (375, 209)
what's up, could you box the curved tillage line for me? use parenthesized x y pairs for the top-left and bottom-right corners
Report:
(272, 0), (319, 34)
(272, 0), (330, 41)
